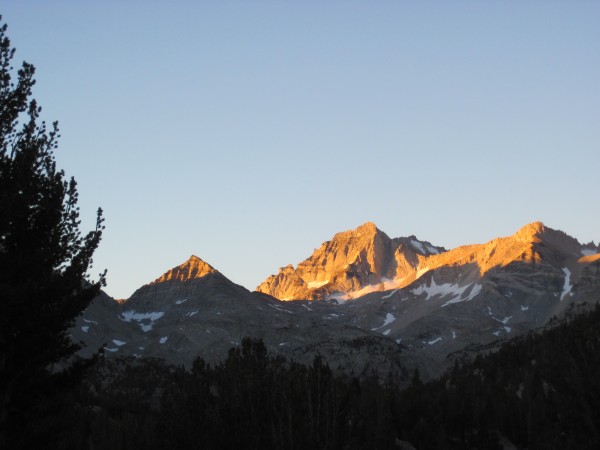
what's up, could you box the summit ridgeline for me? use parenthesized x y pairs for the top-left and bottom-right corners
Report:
(256, 222), (444, 301)
(257, 221), (597, 302)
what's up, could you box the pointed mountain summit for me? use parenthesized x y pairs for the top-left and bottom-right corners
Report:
(126, 254), (244, 306)
(122, 254), (253, 327)
(257, 222), (444, 300)
(150, 255), (218, 285)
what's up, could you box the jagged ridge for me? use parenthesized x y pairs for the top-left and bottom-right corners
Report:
(257, 222), (444, 300)
(257, 221), (597, 301)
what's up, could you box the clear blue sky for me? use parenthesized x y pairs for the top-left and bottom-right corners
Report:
(3, 2), (599, 299)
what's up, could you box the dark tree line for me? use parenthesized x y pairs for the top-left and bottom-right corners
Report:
(0, 16), (105, 449)
(60, 339), (405, 450)
(42, 303), (600, 449)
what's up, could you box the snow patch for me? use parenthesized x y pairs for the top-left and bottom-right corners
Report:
(411, 239), (426, 254)
(581, 248), (597, 256)
(428, 337), (442, 345)
(383, 329), (391, 336)
(560, 267), (573, 301)
(381, 289), (399, 299)
(442, 284), (482, 307)
(121, 310), (165, 322)
(487, 308), (512, 326)
(427, 245), (440, 255)
(186, 311), (198, 317)
(330, 278), (406, 302)
(83, 319), (98, 324)
(120, 310), (165, 332)
(112, 339), (126, 347)
(307, 280), (329, 289)
(411, 280), (481, 307)
(269, 304), (291, 314)
(159, 336), (168, 344)
(520, 305), (529, 311)
(452, 331), (456, 339)
(413, 279), (467, 300)
(175, 298), (188, 305)
(372, 312), (396, 330)
(104, 347), (119, 353)
(81, 326), (89, 333)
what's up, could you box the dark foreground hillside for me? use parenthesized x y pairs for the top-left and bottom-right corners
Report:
(10, 303), (600, 450)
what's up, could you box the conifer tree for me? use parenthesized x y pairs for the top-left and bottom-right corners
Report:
(0, 17), (105, 448)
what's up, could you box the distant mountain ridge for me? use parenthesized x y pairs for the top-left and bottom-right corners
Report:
(257, 221), (597, 303)
(72, 221), (600, 383)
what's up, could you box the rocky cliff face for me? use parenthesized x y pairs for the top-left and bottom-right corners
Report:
(256, 222), (444, 300)
(72, 221), (600, 384)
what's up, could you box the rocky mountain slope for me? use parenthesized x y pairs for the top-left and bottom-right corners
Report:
(349, 223), (599, 375)
(71, 222), (600, 383)
(257, 222), (444, 301)
(73, 255), (408, 380)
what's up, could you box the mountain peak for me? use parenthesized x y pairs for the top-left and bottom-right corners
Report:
(357, 221), (378, 232)
(353, 221), (380, 236)
(151, 255), (218, 285)
(514, 221), (546, 243)
(257, 222), (420, 300)
(511, 222), (582, 256)
(331, 221), (382, 242)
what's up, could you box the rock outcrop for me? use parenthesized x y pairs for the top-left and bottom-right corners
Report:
(256, 222), (444, 300)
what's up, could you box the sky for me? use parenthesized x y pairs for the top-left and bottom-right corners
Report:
(2, 2), (599, 299)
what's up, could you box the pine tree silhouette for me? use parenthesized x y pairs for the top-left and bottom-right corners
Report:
(0, 16), (105, 449)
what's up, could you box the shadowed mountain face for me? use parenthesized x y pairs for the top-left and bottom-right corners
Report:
(72, 222), (600, 383)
